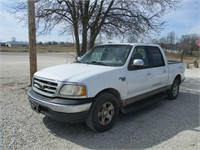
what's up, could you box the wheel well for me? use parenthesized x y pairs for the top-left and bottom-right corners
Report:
(96, 88), (122, 106)
(175, 74), (181, 84)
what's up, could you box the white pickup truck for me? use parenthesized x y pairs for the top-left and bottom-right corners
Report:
(28, 43), (185, 132)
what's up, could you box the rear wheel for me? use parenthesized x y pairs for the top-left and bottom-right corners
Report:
(167, 78), (180, 100)
(86, 93), (119, 132)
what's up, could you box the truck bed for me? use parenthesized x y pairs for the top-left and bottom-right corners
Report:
(168, 60), (182, 64)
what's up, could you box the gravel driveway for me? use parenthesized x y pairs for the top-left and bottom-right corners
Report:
(0, 52), (199, 150)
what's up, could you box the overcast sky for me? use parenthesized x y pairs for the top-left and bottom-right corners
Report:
(0, 0), (200, 43)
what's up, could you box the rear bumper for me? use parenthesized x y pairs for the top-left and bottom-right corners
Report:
(28, 89), (92, 123)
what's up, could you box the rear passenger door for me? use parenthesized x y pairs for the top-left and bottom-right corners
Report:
(146, 46), (168, 89)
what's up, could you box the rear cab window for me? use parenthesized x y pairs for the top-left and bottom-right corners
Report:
(146, 46), (165, 67)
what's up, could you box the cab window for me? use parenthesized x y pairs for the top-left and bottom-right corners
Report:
(147, 46), (165, 67)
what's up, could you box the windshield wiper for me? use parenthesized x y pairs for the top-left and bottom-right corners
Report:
(86, 61), (108, 66)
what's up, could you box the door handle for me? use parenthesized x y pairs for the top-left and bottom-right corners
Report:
(119, 77), (126, 81)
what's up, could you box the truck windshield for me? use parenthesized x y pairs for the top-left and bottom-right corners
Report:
(78, 45), (132, 66)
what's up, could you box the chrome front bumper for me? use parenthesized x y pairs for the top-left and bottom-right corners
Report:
(28, 89), (92, 113)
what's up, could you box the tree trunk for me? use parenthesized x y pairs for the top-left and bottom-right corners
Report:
(89, 30), (96, 49)
(81, 15), (88, 55)
(181, 53), (183, 62)
(181, 50), (185, 62)
(81, 28), (87, 56)
(73, 23), (80, 57)
(89, 26), (100, 49)
(89, 37), (96, 49)
(80, 0), (90, 56)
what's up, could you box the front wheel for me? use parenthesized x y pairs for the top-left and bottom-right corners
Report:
(86, 93), (119, 132)
(167, 78), (180, 100)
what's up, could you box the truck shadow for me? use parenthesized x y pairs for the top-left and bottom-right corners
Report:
(43, 82), (199, 149)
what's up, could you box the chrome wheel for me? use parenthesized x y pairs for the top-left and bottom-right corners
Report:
(86, 93), (119, 132)
(167, 78), (180, 100)
(98, 102), (114, 125)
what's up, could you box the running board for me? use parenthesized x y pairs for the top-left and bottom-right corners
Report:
(121, 94), (164, 114)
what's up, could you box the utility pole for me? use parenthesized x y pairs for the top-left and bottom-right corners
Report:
(28, 0), (37, 85)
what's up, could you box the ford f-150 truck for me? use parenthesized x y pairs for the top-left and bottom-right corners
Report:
(28, 43), (185, 132)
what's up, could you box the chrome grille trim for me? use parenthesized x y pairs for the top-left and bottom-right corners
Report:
(33, 77), (59, 97)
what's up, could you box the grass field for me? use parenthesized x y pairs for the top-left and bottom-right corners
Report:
(1, 45), (199, 64)
(0, 45), (76, 53)
(165, 52), (199, 64)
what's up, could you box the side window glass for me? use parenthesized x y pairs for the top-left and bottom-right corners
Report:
(128, 46), (149, 70)
(147, 46), (165, 67)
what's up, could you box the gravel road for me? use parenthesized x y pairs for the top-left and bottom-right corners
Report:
(0, 52), (199, 150)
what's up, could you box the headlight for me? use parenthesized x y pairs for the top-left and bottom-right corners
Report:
(59, 84), (87, 97)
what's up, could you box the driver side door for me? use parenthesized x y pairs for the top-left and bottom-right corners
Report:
(126, 46), (154, 102)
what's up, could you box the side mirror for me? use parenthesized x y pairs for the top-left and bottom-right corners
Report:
(77, 57), (81, 61)
(74, 56), (81, 63)
(132, 59), (144, 67)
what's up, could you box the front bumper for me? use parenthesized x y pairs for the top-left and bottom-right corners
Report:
(28, 89), (92, 123)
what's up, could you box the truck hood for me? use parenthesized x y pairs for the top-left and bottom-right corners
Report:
(34, 63), (117, 82)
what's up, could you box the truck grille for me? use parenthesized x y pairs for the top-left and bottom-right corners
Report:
(33, 77), (58, 97)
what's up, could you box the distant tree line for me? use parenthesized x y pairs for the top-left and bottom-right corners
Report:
(152, 32), (200, 60)
(37, 41), (74, 46)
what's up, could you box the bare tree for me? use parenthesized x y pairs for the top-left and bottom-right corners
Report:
(167, 31), (175, 53)
(11, 0), (180, 56)
(179, 34), (200, 61)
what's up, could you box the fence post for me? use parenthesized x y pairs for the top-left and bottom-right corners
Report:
(28, 0), (37, 85)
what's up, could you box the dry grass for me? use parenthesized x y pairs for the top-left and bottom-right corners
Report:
(0, 45), (76, 53)
(1, 45), (199, 65)
(165, 52), (199, 64)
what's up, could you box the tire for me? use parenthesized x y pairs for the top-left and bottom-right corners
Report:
(167, 78), (180, 100)
(86, 93), (119, 132)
